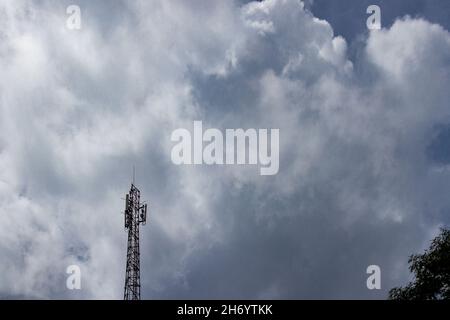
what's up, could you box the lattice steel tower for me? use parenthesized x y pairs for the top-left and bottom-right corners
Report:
(123, 183), (147, 300)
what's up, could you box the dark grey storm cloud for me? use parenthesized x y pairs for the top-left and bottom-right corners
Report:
(1, 0), (450, 299)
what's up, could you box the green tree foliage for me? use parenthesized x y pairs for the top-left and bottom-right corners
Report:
(389, 228), (450, 300)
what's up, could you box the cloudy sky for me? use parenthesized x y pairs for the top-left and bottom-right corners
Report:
(1, 0), (450, 299)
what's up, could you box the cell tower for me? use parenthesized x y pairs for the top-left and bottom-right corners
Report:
(123, 180), (148, 300)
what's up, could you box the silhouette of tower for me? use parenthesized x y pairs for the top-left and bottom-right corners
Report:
(123, 182), (147, 300)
